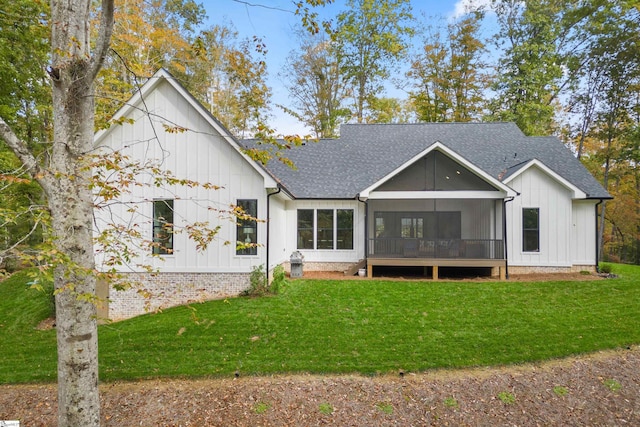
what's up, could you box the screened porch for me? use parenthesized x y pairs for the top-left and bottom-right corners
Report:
(365, 198), (507, 279)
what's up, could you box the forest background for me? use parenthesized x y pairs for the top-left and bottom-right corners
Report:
(1, 0), (639, 267)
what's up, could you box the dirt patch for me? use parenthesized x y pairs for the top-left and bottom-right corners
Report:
(35, 317), (56, 331)
(1, 346), (638, 426)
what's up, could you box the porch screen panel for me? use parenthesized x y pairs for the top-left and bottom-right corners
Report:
(297, 209), (314, 249)
(336, 209), (354, 249)
(317, 209), (334, 249)
(436, 211), (461, 239)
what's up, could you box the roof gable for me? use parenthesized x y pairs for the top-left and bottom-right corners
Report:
(360, 142), (516, 198)
(94, 69), (276, 187)
(503, 159), (587, 199)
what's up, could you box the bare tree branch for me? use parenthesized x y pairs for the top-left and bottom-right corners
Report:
(89, 0), (116, 81)
(0, 117), (44, 184)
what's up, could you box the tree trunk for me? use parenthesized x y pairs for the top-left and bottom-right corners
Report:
(598, 138), (612, 264)
(1, 1), (111, 424)
(47, 1), (114, 425)
(49, 65), (101, 425)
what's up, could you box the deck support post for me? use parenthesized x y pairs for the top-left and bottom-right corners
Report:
(432, 265), (439, 280)
(367, 264), (373, 278)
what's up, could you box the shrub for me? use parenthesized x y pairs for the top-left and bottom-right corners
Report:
(243, 264), (286, 297)
(270, 265), (287, 294)
(243, 265), (268, 297)
(599, 263), (613, 274)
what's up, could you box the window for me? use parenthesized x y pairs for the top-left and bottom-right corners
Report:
(317, 209), (334, 249)
(336, 209), (354, 250)
(153, 200), (174, 255)
(297, 210), (314, 249)
(296, 208), (354, 250)
(522, 208), (540, 252)
(236, 199), (257, 255)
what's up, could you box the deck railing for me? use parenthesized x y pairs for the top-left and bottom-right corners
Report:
(368, 238), (504, 260)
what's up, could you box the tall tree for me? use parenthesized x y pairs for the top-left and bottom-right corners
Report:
(0, 0), (50, 259)
(189, 25), (271, 136)
(367, 96), (414, 123)
(94, 0), (206, 127)
(280, 34), (349, 138)
(575, 4), (640, 262)
(0, 0), (115, 424)
(408, 10), (488, 122)
(210, 36), (272, 137)
(489, 0), (604, 135)
(331, 0), (414, 123)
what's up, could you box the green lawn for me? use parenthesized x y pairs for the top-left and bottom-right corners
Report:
(1, 264), (639, 384)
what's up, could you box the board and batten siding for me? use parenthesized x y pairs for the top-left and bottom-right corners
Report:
(267, 193), (289, 269)
(571, 200), (597, 266)
(506, 166), (573, 267)
(94, 78), (268, 274)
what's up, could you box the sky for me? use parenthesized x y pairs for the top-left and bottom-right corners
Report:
(199, 0), (492, 135)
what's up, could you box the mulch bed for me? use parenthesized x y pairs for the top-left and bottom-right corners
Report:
(1, 346), (638, 426)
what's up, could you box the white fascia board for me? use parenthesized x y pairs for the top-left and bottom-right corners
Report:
(503, 159), (587, 199)
(367, 190), (508, 200)
(359, 141), (517, 198)
(93, 69), (277, 188)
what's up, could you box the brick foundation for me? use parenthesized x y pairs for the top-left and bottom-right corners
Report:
(107, 272), (250, 321)
(508, 265), (596, 275)
(283, 261), (354, 273)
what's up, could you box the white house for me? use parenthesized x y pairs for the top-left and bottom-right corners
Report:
(94, 69), (610, 320)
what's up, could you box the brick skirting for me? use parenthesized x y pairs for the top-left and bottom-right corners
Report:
(106, 272), (250, 321)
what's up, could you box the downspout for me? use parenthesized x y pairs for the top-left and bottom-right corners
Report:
(503, 196), (515, 279)
(266, 185), (282, 287)
(595, 199), (603, 273)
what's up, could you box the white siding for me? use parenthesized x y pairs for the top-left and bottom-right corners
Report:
(94, 79), (267, 273)
(506, 166), (573, 267)
(572, 200), (597, 265)
(285, 200), (365, 264)
(267, 193), (289, 269)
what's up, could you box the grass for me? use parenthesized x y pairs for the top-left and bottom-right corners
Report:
(0, 263), (639, 384)
(0, 272), (57, 383)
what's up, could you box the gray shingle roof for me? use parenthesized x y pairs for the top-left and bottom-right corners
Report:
(243, 122), (610, 200)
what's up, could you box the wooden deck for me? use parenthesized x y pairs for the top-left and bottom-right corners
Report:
(366, 257), (507, 280)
